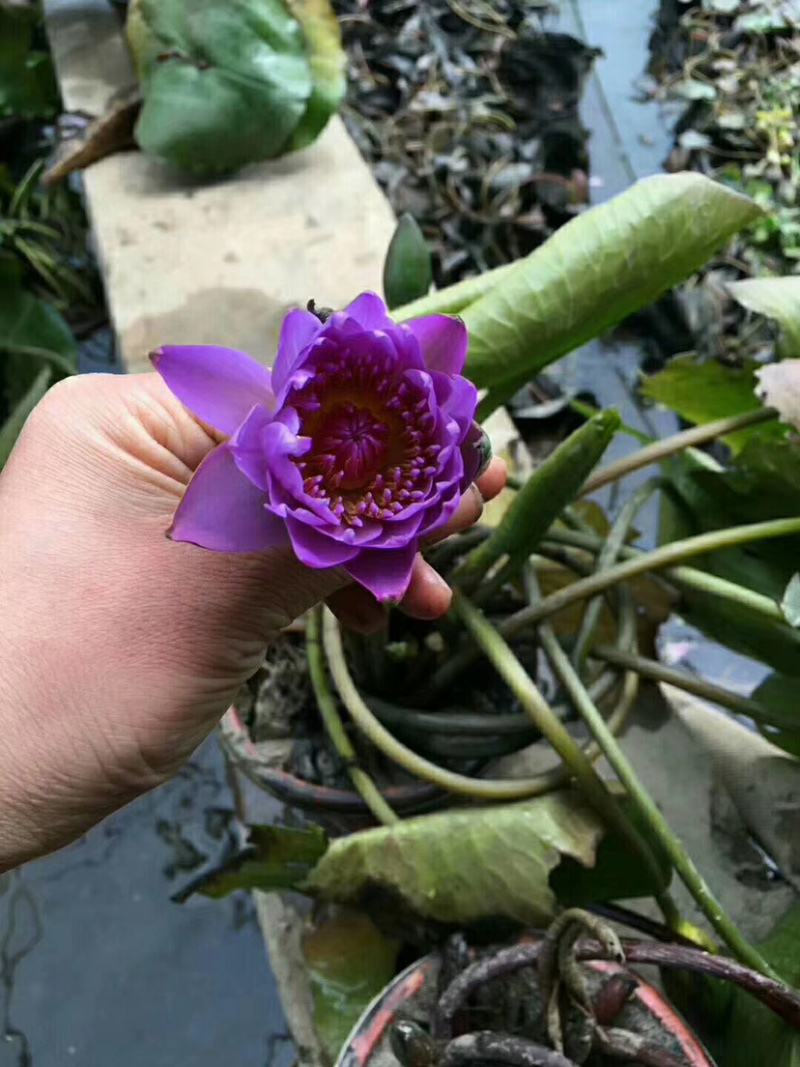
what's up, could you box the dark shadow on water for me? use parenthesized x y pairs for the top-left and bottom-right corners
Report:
(0, 738), (294, 1067)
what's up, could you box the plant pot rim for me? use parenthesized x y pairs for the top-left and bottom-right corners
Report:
(333, 944), (717, 1067)
(219, 705), (445, 816)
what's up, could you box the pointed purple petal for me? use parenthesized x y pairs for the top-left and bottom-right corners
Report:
(344, 543), (418, 602)
(170, 444), (288, 552)
(272, 309), (324, 395)
(345, 292), (393, 330)
(151, 346), (274, 436)
(405, 314), (468, 374)
(286, 517), (360, 568)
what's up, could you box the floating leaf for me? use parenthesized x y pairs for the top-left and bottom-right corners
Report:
(462, 173), (762, 394)
(172, 823), (327, 902)
(128, 0), (314, 174)
(729, 277), (800, 358)
(383, 214), (433, 311)
(642, 354), (771, 454)
(285, 0), (345, 151)
(303, 911), (399, 1063)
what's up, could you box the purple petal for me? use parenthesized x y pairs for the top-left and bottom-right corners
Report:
(170, 444), (288, 552)
(272, 309), (324, 396)
(286, 517), (360, 567)
(345, 292), (393, 330)
(405, 314), (468, 375)
(151, 346), (274, 436)
(229, 404), (273, 489)
(344, 542), (418, 602)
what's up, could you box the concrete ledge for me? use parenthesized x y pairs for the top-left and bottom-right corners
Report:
(44, 0), (397, 372)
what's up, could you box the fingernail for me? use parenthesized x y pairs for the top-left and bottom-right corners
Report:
(473, 424), (493, 477)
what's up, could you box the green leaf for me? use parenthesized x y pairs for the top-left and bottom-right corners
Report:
(172, 823), (328, 902)
(383, 214), (433, 311)
(641, 355), (774, 454)
(302, 911), (399, 1063)
(304, 792), (607, 926)
(455, 409), (621, 590)
(729, 277), (800, 358)
(462, 173), (762, 392)
(754, 673), (800, 758)
(130, 0), (313, 174)
(0, 257), (78, 410)
(781, 575), (800, 628)
(0, 366), (50, 470)
(285, 0), (345, 151)
(667, 905), (800, 1067)
(0, 7), (58, 120)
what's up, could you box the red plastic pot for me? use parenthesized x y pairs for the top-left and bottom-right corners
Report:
(334, 946), (716, 1067)
(219, 705), (444, 830)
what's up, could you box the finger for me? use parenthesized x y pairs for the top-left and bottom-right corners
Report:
(398, 555), (453, 620)
(475, 456), (507, 503)
(326, 583), (387, 634)
(422, 483), (484, 548)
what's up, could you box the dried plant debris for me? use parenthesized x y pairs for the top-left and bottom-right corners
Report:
(638, 0), (800, 364)
(332, 0), (599, 289)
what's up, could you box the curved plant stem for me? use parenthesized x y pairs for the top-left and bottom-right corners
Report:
(426, 516), (800, 698)
(306, 607), (399, 826)
(571, 481), (658, 670)
(580, 408), (777, 497)
(453, 595), (671, 904)
(537, 618), (779, 979)
(543, 526), (789, 623)
(321, 608), (574, 801)
(592, 644), (800, 732)
(435, 939), (800, 1041)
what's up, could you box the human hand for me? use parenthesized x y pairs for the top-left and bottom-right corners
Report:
(0, 372), (505, 869)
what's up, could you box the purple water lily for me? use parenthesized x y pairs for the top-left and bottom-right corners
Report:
(151, 292), (480, 602)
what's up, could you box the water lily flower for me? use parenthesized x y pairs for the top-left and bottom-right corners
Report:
(151, 292), (480, 602)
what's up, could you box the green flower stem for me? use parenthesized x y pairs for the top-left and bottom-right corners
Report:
(505, 409), (777, 495)
(306, 607), (399, 826)
(543, 527), (788, 625)
(579, 408), (777, 497)
(392, 261), (520, 321)
(321, 608), (575, 801)
(426, 516), (800, 698)
(591, 643), (800, 732)
(538, 619), (781, 980)
(454, 594), (673, 909)
(571, 481), (658, 670)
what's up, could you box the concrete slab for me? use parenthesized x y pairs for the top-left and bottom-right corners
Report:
(44, 0), (398, 373)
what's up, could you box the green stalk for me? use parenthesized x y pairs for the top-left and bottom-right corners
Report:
(580, 408), (777, 498)
(454, 410), (620, 593)
(542, 527), (788, 624)
(591, 644), (800, 732)
(392, 260), (521, 321)
(426, 517), (800, 699)
(454, 595), (674, 912)
(306, 607), (399, 826)
(321, 608), (574, 801)
(571, 481), (658, 669)
(538, 621), (781, 979)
